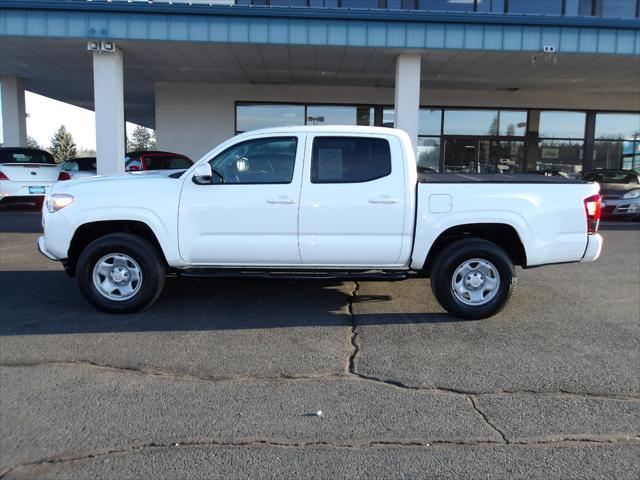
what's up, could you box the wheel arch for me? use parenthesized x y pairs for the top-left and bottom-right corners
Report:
(66, 220), (168, 277)
(421, 223), (527, 275)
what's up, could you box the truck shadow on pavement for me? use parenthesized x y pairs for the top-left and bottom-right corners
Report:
(0, 271), (458, 336)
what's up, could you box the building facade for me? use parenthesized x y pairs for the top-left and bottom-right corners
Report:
(1, 0), (639, 177)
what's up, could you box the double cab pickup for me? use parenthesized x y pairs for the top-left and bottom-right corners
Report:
(38, 126), (603, 319)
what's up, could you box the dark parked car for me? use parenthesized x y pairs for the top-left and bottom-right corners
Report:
(582, 169), (640, 220)
(60, 157), (97, 179)
(125, 151), (193, 175)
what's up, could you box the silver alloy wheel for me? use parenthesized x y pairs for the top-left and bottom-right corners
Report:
(92, 253), (143, 301)
(450, 258), (500, 306)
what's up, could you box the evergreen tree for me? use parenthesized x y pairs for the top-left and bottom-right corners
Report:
(129, 126), (157, 151)
(487, 114), (499, 136)
(50, 125), (77, 163)
(26, 136), (40, 149)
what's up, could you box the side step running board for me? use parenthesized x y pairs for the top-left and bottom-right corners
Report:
(176, 269), (410, 281)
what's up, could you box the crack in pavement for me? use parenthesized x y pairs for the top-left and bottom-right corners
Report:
(468, 396), (509, 443)
(347, 281), (360, 375)
(3, 280), (639, 476)
(3, 437), (639, 479)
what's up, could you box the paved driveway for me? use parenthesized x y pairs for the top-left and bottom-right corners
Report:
(0, 208), (638, 479)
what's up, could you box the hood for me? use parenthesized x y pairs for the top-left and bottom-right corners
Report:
(599, 182), (640, 197)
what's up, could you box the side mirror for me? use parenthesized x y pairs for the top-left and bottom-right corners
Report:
(192, 163), (213, 185)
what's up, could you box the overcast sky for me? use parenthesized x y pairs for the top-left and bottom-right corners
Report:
(0, 91), (142, 150)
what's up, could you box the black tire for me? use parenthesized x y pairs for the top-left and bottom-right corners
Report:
(430, 238), (516, 320)
(76, 233), (165, 313)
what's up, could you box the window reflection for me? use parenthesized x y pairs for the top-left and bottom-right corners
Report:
(306, 106), (374, 126)
(595, 0), (638, 17)
(507, 0), (563, 15)
(595, 113), (640, 140)
(417, 137), (440, 172)
(419, 0), (475, 12)
(419, 109), (442, 135)
(236, 104), (305, 132)
(531, 140), (584, 179)
(476, 0), (505, 13)
(538, 111), (586, 139)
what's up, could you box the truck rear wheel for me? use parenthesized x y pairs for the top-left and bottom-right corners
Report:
(430, 239), (516, 320)
(76, 233), (165, 313)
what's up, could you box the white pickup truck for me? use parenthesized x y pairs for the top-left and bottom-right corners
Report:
(38, 126), (603, 319)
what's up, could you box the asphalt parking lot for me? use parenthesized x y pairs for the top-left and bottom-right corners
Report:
(0, 206), (638, 479)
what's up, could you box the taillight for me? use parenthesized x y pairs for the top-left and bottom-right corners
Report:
(0, 171), (8, 180)
(58, 171), (71, 181)
(584, 194), (601, 235)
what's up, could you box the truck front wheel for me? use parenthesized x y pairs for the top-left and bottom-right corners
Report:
(76, 233), (165, 313)
(430, 239), (516, 320)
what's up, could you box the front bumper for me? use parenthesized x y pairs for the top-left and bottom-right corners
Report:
(601, 197), (640, 217)
(581, 234), (603, 263)
(37, 235), (60, 261)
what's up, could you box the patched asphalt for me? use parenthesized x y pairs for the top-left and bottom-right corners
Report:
(0, 208), (638, 479)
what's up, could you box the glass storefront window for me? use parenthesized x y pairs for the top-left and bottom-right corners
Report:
(444, 110), (499, 136)
(418, 0), (475, 12)
(538, 111), (586, 139)
(476, 0), (505, 13)
(418, 109), (442, 136)
(480, 140), (524, 173)
(236, 104), (305, 132)
(444, 110), (526, 137)
(306, 105), (374, 126)
(341, 0), (381, 8)
(594, 140), (640, 171)
(595, 113), (640, 140)
(564, 0), (595, 15)
(532, 139), (584, 178)
(499, 111), (527, 136)
(383, 108), (395, 128)
(388, 0), (421, 9)
(417, 137), (440, 172)
(595, 0), (638, 17)
(507, 0), (563, 15)
(308, 0), (340, 6)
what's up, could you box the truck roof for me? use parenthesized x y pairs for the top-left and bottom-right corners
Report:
(236, 125), (407, 137)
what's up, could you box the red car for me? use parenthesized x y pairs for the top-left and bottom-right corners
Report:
(124, 151), (193, 175)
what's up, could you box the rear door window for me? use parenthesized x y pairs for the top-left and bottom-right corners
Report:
(311, 137), (391, 183)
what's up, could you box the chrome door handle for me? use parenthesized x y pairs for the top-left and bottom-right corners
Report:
(267, 196), (296, 204)
(369, 196), (399, 204)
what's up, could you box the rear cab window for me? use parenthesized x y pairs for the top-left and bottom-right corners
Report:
(311, 137), (392, 183)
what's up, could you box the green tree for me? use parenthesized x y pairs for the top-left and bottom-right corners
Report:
(26, 136), (40, 149)
(50, 125), (77, 163)
(129, 125), (156, 151)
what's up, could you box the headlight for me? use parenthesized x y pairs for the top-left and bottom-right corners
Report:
(622, 188), (640, 199)
(46, 193), (74, 213)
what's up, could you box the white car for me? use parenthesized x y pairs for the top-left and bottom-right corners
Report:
(0, 148), (67, 207)
(38, 126), (603, 319)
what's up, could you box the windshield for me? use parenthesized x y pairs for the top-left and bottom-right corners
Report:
(0, 149), (56, 165)
(584, 172), (639, 184)
(144, 155), (193, 170)
(63, 158), (96, 172)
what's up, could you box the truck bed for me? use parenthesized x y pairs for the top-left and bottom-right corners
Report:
(417, 173), (584, 184)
